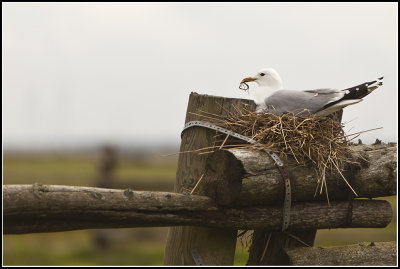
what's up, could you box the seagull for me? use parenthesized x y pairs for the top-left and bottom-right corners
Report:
(240, 68), (383, 117)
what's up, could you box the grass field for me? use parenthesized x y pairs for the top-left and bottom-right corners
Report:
(3, 153), (397, 265)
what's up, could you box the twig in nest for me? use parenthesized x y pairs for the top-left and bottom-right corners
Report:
(283, 231), (312, 247)
(190, 174), (204, 195)
(260, 232), (272, 263)
(219, 131), (232, 150)
(331, 160), (358, 196)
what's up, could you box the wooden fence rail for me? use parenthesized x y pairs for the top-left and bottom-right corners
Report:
(206, 144), (396, 206)
(3, 184), (393, 234)
(286, 241), (397, 266)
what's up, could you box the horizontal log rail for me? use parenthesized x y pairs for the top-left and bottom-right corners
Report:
(203, 143), (396, 206)
(285, 241), (397, 265)
(3, 184), (392, 234)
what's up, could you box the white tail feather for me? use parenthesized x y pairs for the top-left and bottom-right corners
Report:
(316, 99), (363, 117)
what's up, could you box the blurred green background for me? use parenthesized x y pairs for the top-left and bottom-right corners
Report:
(3, 150), (397, 265)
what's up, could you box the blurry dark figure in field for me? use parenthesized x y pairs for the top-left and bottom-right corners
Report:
(92, 146), (117, 250)
(97, 146), (117, 188)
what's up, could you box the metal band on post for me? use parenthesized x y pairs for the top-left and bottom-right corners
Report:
(181, 120), (291, 231)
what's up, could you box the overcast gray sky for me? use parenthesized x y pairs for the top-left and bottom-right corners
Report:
(3, 2), (398, 151)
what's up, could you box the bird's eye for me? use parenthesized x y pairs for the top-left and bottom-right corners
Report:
(260, 73), (265, 76)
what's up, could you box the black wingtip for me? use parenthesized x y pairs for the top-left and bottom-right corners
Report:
(378, 76), (384, 80)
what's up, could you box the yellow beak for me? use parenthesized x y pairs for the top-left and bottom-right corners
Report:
(241, 77), (257, 83)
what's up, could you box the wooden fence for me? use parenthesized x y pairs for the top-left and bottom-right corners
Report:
(3, 93), (397, 265)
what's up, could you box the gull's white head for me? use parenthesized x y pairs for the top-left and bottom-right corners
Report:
(240, 68), (283, 105)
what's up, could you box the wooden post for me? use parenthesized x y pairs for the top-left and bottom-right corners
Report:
(163, 93), (255, 265)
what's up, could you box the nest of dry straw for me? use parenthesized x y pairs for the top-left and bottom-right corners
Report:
(192, 104), (360, 199)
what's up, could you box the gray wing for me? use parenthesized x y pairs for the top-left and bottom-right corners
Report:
(262, 89), (344, 115)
